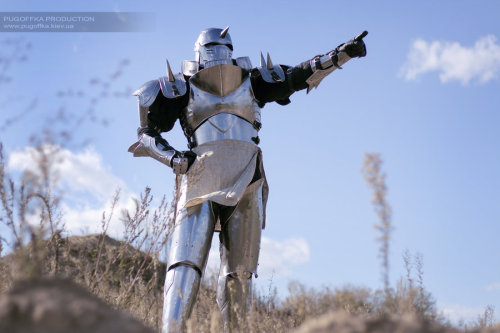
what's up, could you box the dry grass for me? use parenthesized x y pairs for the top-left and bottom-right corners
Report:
(0, 127), (498, 332)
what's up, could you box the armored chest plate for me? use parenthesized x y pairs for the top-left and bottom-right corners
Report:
(182, 64), (261, 136)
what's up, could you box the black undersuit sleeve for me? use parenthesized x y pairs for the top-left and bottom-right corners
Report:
(146, 89), (189, 133)
(250, 59), (313, 107)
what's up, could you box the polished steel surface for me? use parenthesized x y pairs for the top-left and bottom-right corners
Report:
(219, 179), (264, 277)
(219, 26), (229, 39)
(128, 133), (177, 167)
(215, 180), (264, 331)
(198, 44), (233, 68)
(189, 64), (246, 97)
(133, 79), (161, 107)
(138, 103), (149, 128)
(184, 66), (260, 134)
(171, 155), (190, 175)
(235, 56), (252, 71)
(257, 52), (285, 83)
(310, 54), (333, 71)
(216, 274), (252, 332)
(166, 201), (216, 270)
(192, 113), (258, 147)
(195, 28), (233, 67)
(159, 72), (187, 98)
(162, 265), (201, 333)
(202, 58), (234, 68)
(194, 27), (233, 52)
(182, 60), (199, 76)
(306, 50), (352, 92)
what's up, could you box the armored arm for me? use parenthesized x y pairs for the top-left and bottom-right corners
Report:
(306, 31), (367, 92)
(251, 31), (367, 105)
(128, 63), (194, 175)
(129, 127), (194, 175)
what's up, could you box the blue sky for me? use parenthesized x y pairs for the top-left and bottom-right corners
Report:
(1, 0), (500, 325)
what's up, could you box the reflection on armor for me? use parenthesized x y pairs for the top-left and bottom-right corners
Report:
(217, 179), (264, 331)
(306, 50), (351, 92)
(183, 64), (260, 137)
(194, 27), (233, 53)
(257, 52), (285, 83)
(162, 265), (201, 333)
(159, 73), (187, 99)
(192, 113), (259, 147)
(195, 27), (233, 67)
(218, 179), (264, 278)
(166, 201), (216, 271)
(163, 181), (264, 332)
(133, 79), (161, 108)
(162, 201), (215, 332)
(128, 133), (177, 167)
(235, 56), (252, 71)
(182, 60), (199, 77)
(129, 26), (367, 333)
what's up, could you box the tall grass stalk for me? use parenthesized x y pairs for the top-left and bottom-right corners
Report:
(362, 153), (393, 295)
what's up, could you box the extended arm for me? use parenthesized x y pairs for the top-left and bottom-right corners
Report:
(251, 31), (367, 105)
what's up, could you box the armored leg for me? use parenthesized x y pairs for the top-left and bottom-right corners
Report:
(216, 180), (264, 332)
(162, 201), (216, 333)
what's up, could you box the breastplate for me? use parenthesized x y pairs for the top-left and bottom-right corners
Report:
(181, 64), (261, 147)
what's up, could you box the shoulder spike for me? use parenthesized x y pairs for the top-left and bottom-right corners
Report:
(166, 60), (175, 82)
(260, 52), (266, 68)
(266, 52), (273, 70)
(220, 26), (230, 39)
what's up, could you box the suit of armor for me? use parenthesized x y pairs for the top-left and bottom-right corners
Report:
(129, 27), (366, 332)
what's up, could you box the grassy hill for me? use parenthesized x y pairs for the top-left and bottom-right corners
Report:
(1, 234), (499, 332)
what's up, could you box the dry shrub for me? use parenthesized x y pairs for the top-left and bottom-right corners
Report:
(1, 128), (497, 332)
(0, 137), (174, 330)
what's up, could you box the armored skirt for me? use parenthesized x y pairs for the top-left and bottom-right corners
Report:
(174, 139), (269, 231)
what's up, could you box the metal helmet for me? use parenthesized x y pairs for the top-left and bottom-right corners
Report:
(194, 27), (233, 67)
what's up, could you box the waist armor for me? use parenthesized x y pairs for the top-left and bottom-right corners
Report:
(192, 113), (259, 146)
(181, 64), (261, 147)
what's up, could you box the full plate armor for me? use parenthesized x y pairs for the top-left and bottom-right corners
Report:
(129, 27), (367, 332)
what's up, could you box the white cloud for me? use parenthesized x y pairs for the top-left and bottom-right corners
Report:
(259, 237), (310, 276)
(7, 145), (310, 279)
(400, 35), (500, 84)
(205, 237), (310, 279)
(7, 145), (136, 238)
(485, 282), (500, 291)
(8, 145), (126, 203)
(439, 303), (484, 325)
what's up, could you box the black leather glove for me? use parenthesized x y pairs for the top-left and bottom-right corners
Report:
(338, 38), (367, 58)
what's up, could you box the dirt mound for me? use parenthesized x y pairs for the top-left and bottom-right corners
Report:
(0, 277), (154, 333)
(293, 311), (500, 333)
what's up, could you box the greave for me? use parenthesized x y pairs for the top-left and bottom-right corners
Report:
(216, 273), (252, 332)
(162, 265), (201, 333)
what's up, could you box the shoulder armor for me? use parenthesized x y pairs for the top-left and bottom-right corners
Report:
(235, 56), (252, 71)
(256, 52), (285, 83)
(133, 79), (161, 107)
(182, 60), (199, 76)
(159, 73), (187, 99)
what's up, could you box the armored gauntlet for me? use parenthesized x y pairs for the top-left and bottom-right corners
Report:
(128, 127), (195, 175)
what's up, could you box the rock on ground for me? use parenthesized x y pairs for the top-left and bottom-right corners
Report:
(0, 277), (154, 333)
(292, 311), (500, 333)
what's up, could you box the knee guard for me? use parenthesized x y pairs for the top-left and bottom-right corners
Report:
(162, 201), (216, 332)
